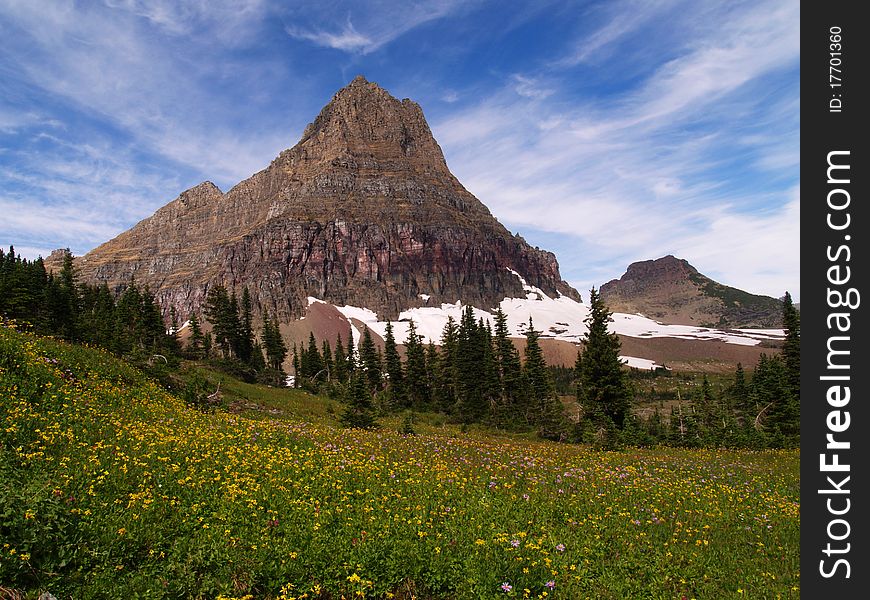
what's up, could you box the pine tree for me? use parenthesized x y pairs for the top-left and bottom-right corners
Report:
(291, 342), (300, 387)
(383, 321), (405, 408)
(188, 313), (205, 359)
(493, 307), (524, 425)
(359, 326), (382, 391)
(576, 287), (632, 435)
(403, 321), (430, 409)
(261, 309), (288, 380)
(434, 317), (459, 414)
(204, 285), (234, 358)
(523, 317), (565, 439)
(453, 307), (481, 422)
(321, 339), (334, 381)
(333, 334), (349, 383)
(479, 320), (501, 420)
(56, 250), (80, 340)
(341, 372), (378, 429)
(306, 332), (324, 382)
(781, 292), (800, 400)
(237, 287), (256, 364)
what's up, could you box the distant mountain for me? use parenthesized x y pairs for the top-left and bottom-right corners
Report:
(600, 255), (784, 328)
(48, 76), (579, 322)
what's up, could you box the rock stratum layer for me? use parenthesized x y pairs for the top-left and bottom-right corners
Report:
(600, 255), (783, 328)
(56, 76), (580, 321)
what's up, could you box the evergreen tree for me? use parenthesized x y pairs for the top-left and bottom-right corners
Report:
(56, 250), (80, 340)
(333, 334), (349, 384)
(731, 362), (749, 413)
(523, 317), (565, 439)
(383, 321), (405, 408)
(781, 291), (800, 400)
(291, 342), (300, 387)
(204, 285), (234, 358)
(188, 313), (205, 359)
(403, 321), (430, 409)
(261, 309), (288, 379)
(306, 332), (324, 382)
(359, 326), (382, 391)
(321, 339), (334, 381)
(493, 307), (525, 425)
(341, 372), (378, 429)
(576, 287), (632, 436)
(237, 287), (256, 364)
(203, 332), (213, 358)
(434, 317), (459, 414)
(479, 320), (501, 419)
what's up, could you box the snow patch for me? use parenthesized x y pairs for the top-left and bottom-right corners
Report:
(311, 290), (784, 350)
(620, 356), (665, 371)
(167, 320), (190, 335)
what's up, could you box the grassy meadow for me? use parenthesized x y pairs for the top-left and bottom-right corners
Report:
(1, 324), (799, 599)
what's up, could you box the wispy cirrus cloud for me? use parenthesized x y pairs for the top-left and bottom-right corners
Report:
(284, 0), (472, 55)
(0, 0), (798, 300)
(434, 0), (800, 298)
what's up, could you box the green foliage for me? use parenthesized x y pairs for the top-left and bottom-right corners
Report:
(575, 288), (632, 436)
(0, 325), (801, 599)
(341, 372), (378, 429)
(383, 321), (405, 409)
(358, 326), (382, 392)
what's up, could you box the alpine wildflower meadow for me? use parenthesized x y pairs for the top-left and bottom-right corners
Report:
(1, 324), (799, 598)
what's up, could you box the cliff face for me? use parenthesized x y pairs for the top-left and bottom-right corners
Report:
(600, 255), (783, 328)
(58, 76), (579, 321)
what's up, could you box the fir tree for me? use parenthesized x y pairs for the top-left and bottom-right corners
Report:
(403, 321), (430, 409)
(333, 334), (349, 383)
(523, 317), (565, 439)
(306, 332), (324, 382)
(359, 326), (382, 391)
(493, 307), (524, 425)
(261, 309), (288, 379)
(188, 313), (205, 359)
(576, 287), (632, 435)
(341, 372), (378, 429)
(291, 342), (300, 387)
(237, 287), (256, 364)
(204, 285), (234, 358)
(781, 291), (800, 400)
(383, 321), (405, 408)
(435, 317), (459, 413)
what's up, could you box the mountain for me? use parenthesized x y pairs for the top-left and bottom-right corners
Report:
(600, 255), (784, 328)
(51, 76), (579, 322)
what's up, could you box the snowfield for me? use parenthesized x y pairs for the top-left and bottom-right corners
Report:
(309, 269), (783, 371)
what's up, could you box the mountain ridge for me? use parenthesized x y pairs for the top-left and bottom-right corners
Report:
(48, 76), (580, 323)
(600, 255), (783, 328)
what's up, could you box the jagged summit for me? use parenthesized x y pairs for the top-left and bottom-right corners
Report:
(53, 77), (580, 323)
(601, 255), (783, 328)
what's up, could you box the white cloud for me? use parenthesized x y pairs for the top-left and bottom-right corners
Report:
(284, 1), (470, 55)
(432, 0), (799, 299)
(511, 75), (554, 100)
(286, 19), (373, 53)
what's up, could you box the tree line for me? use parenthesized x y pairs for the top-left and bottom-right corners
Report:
(0, 247), (179, 363)
(2, 246), (799, 447)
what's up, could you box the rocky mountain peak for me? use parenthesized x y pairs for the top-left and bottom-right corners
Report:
(59, 76), (580, 323)
(620, 255), (698, 282)
(601, 255), (782, 328)
(293, 76), (448, 180)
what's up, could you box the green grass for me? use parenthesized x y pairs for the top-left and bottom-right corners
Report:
(1, 325), (800, 599)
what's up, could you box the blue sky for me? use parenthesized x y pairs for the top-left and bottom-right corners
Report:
(0, 0), (799, 299)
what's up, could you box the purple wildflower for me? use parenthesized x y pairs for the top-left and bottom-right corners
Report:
(545, 580), (556, 590)
(555, 543), (566, 552)
(500, 582), (512, 593)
